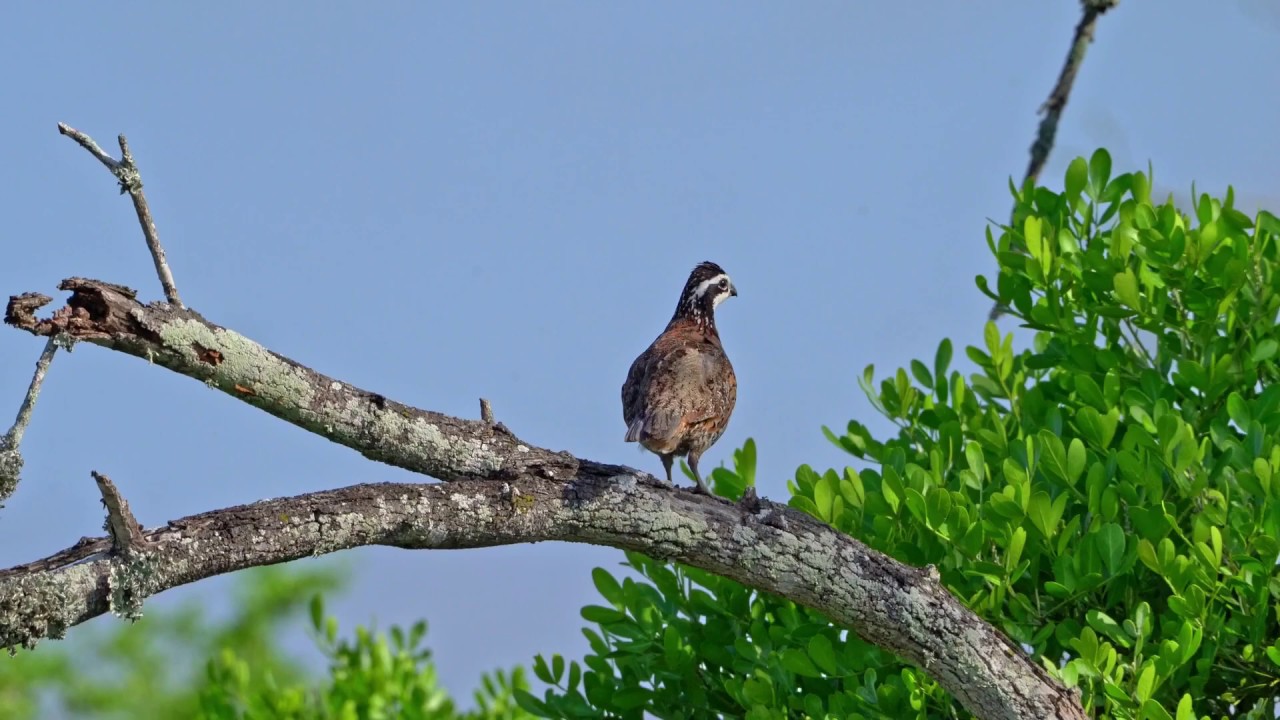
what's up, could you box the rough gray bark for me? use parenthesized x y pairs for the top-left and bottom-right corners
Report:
(2, 279), (1086, 720)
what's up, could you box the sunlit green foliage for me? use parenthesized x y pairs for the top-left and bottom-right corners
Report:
(198, 596), (531, 720)
(524, 152), (1280, 719)
(0, 565), (344, 718)
(0, 565), (531, 720)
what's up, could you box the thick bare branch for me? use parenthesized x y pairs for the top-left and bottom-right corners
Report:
(0, 475), (1082, 720)
(57, 124), (183, 307)
(4, 278), (569, 484)
(1, 278), (1085, 720)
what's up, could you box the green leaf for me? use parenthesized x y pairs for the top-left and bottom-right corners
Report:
(1135, 662), (1156, 703)
(966, 441), (986, 482)
(807, 634), (838, 675)
(1143, 699), (1173, 720)
(592, 568), (622, 606)
(1265, 645), (1280, 667)
(1006, 526), (1027, 572)
(1114, 269), (1142, 310)
(737, 437), (758, 487)
(580, 605), (628, 625)
(1028, 491), (1067, 538)
(1089, 148), (1112, 197)
(1066, 438), (1086, 485)
(742, 677), (775, 706)
(309, 595), (324, 632)
(910, 359), (933, 389)
(1025, 215), (1048, 266)
(1039, 431), (1069, 482)
(1252, 339), (1278, 363)
(935, 338), (953, 385)
(813, 473), (837, 522)
(1096, 522), (1126, 574)
(1074, 375), (1107, 412)
(781, 648), (822, 677)
(1065, 156), (1088, 199)
(514, 689), (551, 715)
(613, 687), (652, 710)
(1087, 609), (1131, 648)
(1075, 407), (1118, 449)
(533, 655), (554, 684)
(1175, 694), (1195, 720)
(1227, 392), (1251, 426)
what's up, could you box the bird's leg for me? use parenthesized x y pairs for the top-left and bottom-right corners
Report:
(660, 454), (675, 487)
(688, 453), (712, 495)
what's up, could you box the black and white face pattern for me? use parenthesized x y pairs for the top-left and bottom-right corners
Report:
(673, 261), (737, 328)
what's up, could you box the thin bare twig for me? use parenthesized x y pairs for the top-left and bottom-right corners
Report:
(1023, 0), (1119, 187)
(57, 123), (183, 308)
(4, 338), (61, 449)
(91, 472), (146, 554)
(0, 337), (66, 504)
(989, 0), (1119, 320)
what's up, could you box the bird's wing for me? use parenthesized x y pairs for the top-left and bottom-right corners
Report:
(636, 339), (733, 445)
(622, 345), (653, 441)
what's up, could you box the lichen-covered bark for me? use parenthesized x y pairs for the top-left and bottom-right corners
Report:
(2, 280), (1086, 720)
(5, 279), (579, 483)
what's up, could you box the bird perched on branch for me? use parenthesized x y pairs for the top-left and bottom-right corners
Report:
(622, 261), (738, 494)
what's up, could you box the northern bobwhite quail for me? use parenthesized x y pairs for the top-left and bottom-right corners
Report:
(622, 261), (738, 494)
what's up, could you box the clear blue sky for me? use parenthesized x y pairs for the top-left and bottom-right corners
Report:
(2, 0), (1278, 702)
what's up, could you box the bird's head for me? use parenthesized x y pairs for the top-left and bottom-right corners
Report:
(672, 261), (737, 331)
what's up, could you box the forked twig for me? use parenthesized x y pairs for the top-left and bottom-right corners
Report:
(57, 123), (183, 307)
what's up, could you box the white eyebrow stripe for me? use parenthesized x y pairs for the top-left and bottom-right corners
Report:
(693, 273), (729, 299)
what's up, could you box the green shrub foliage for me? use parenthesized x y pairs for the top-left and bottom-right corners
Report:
(524, 152), (1280, 719)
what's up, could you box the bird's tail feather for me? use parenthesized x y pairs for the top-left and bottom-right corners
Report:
(624, 418), (645, 443)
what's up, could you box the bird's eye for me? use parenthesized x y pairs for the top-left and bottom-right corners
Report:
(718, 278), (728, 289)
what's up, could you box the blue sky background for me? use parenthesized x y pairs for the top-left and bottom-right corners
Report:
(2, 0), (1278, 704)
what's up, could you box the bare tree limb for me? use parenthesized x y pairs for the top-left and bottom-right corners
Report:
(0, 475), (1084, 720)
(1, 279), (1086, 720)
(0, 335), (67, 504)
(989, 0), (1119, 320)
(57, 124), (183, 307)
(5, 278), (579, 485)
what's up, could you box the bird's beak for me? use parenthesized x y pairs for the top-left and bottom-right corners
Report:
(729, 283), (738, 297)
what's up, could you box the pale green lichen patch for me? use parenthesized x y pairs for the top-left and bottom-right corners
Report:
(106, 554), (158, 622)
(154, 317), (512, 481)
(157, 320), (317, 407)
(0, 561), (104, 651)
(371, 412), (506, 477)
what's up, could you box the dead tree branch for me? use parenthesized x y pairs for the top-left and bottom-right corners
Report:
(57, 124), (182, 307)
(990, 0), (1119, 320)
(1023, 0), (1119, 187)
(1, 279), (1086, 720)
(0, 336), (67, 504)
